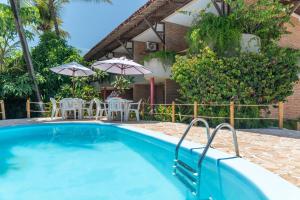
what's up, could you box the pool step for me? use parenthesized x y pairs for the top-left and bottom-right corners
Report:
(176, 159), (198, 175)
(174, 171), (197, 195)
(173, 159), (198, 195)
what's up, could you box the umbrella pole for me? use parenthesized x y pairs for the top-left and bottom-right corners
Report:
(72, 78), (75, 97)
(72, 69), (75, 97)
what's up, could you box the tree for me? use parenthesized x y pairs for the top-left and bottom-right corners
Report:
(8, 0), (43, 107)
(31, 32), (82, 99)
(31, 32), (105, 100)
(0, 3), (37, 71)
(31, 0), (112, 37)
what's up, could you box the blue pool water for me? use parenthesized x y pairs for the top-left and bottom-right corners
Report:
(0, 123), (297, 200)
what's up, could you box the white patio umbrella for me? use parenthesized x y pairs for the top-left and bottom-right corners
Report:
(50, 62), (96, 96)
(91, 57), (152, 75)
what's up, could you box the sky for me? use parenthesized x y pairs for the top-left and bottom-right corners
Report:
(1, 0), (148, 55)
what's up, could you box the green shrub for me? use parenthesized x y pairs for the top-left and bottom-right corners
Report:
(173, 46), (299, 105)
(172, 46), (299, 128)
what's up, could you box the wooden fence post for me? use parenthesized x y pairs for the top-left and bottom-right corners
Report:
(194, 101), (198, 119)
(0, 101), (6, 120)
(278, 101), (284, 129)
(297, 122), (300, 131)
(230, 101), (235, 128)
(26, 98), (31, 118)
(172, 101), (175, 123)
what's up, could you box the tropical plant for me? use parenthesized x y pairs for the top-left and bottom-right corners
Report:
(0, 3), (38, 71)
(0, 52), (33, 119)
(188, 12), (242, 56)
(228, 0), (292, 45)
(55, 83), (98, 100)
(8, 0), (43, 106)
(29, 0), (112, 37)
(111, 75), (133, 95)
(143, 51), (176, 65)
(172, 47), (299, 104)
(187, 0), (293, 56)
(31, 32), (83, 100)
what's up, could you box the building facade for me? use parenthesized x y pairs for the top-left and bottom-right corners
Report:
(85, 0), (300, 119)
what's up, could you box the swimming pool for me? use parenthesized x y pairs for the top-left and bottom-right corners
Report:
(0, 123), (299, 200)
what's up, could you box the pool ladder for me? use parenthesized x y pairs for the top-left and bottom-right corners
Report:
(173, 118), (240, 197)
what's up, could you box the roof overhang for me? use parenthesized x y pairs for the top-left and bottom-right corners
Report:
(85, 0), (300, 61)
(163, 0), (218, 27)
(132, 28), (161, 43)
(84, 0), (193, 61)
(112, 46), (128, 54)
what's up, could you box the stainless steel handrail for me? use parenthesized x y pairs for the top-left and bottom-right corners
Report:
(197, 123), (240, 168)
(175, 118), (210, 161)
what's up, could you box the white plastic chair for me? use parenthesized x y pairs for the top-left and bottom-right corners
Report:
(94, 98), (107, 120)
(50, 98), (59, 119)
(127, 99), (142, 121)
(60, 98), (80, 120)
(73, 98), (85, 119)
(107, 98), (124, 122)
(82, 99), (94, 119)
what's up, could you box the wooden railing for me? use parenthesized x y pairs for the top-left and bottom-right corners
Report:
(26, 99), (50, 118)
(142, 101), (284, 129)
(0, 100), (6, 120)
(25, 99), (286, 129)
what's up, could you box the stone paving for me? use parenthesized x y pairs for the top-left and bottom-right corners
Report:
(0, 118), (299, 187)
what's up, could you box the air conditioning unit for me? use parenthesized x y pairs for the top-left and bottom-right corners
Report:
(146, 42), (158, 51)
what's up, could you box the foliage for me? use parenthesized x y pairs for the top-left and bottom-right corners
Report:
(153, 105), (172, 122)
(0, 3), (38, 71)
(0, 71), (32, 98)
(142, 102), (173, 122)
(111, 75), (133, 95)
(31, 32), (83, 100)
(143, 50), (177, 66)
(172, 47), (300, 104)
(188, 12), (242, 56)
(27, 0), (112, 37)
(228, 0), (292, 45)
(187, 0), (292, 55)
(55, 83), (98, 100)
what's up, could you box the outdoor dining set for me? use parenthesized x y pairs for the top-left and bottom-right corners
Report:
(50, 97), (142, 122)
(47, 56), (151, 122)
